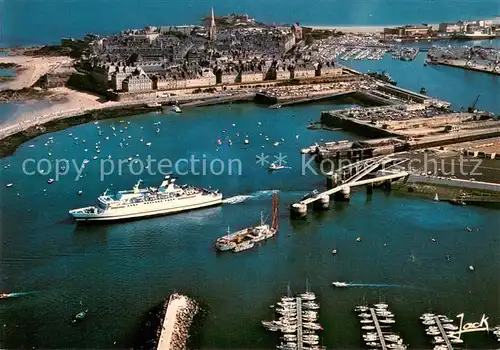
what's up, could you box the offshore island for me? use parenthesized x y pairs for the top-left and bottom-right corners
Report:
(1, 8), (500, 350)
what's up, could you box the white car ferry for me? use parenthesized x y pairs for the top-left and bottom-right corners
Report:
(69, 176), (222, 222)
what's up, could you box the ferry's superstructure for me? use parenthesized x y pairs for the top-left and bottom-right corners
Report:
(69, 177), (222, 222)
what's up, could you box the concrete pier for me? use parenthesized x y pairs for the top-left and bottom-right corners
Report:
(313, 195), (330, 210)
(296, 297), (303, 350)
(334, 185), (351, 201)
(383, 180), (392, 191)
(369, 308), (388, 350)
(290, 203), (308, 218)
(433, 316), (453, 350)
(367, 183), (374, 195)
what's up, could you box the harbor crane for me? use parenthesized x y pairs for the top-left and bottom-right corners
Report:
(467, 95), (480, 113)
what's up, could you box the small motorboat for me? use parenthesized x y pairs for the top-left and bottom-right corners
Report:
(332, 281), (349, 287)
(379, 319), (395, 324)
(6, 183), (13, 188)
(72, 309), (88, 323)
(171, 105), (182, 113)
(244, 139), (249, 144)
(146, 102), (161, 108)
(332, 249), (337, 254)
(47, 179), (54, 184)
(268, 163), (286, 171)
(442, 324), (458, 330)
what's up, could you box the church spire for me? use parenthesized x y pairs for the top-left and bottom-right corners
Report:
(209, 7), (217, 41)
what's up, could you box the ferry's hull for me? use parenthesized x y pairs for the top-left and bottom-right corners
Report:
(70, 196), (222, 222)
(454, 34), (496, 40)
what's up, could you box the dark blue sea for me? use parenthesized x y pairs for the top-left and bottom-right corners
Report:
(1, 0), (499, 47)
(1, 1), (500, 348)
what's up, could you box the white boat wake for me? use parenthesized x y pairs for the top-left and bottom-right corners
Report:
(223, 190), (279, 204)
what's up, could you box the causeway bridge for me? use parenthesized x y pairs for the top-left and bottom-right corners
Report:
(291, 156), (409, 217)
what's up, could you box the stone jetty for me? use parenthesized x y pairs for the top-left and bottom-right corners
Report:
(157, 293), (199, 350)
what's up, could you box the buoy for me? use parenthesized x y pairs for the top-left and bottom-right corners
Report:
(244, 139), (249, 144)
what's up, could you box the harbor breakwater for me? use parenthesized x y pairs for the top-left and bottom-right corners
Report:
(156, 294), (199, 350)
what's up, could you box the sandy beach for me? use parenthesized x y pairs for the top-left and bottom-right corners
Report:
(0, 55), (73, 91)
(13, 86), (119, 122)
(0, 86), (121, 136)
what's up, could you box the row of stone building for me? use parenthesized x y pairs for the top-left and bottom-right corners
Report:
(94, 64), (342, 93)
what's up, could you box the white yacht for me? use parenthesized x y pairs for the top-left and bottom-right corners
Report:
(332, 281), (349, 287)
(171, 105), (182, 113)
(300, 292), (316, 301)
(69, 177), (222, 222)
